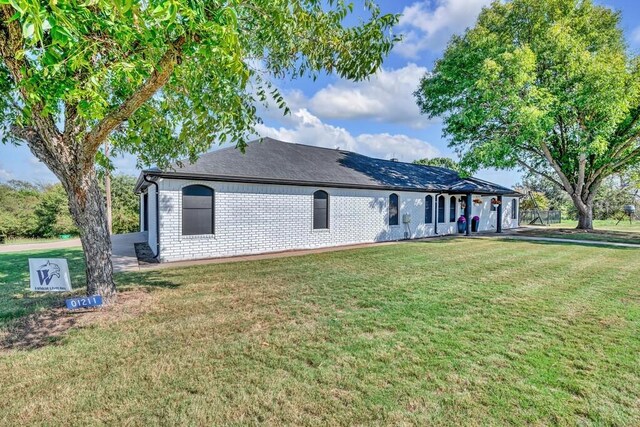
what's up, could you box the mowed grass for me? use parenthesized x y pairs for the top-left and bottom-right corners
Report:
(523, 219), (640, 245)
(1, 239), (640, 425)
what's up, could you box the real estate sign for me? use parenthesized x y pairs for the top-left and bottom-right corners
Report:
(28, 259), (72, 292)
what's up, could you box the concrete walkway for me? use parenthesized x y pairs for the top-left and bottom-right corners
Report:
(111, 232), (147, 272)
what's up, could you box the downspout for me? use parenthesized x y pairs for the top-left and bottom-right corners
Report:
(434, 192), (443, 235)
(143, 175), (160, 258)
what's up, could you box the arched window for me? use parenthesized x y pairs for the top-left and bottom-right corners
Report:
(437, 195), (445, 223)
(313, 190), (329, 229)
(182, 185), (214, 235)
(511, 199), (517, 220)
(389, 193), (399, 226)
(449, 196), (457, 222)
(425, 195), (433, 223)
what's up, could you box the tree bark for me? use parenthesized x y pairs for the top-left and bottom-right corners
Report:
(60, 167), (117, 302)
(577, 206), (594, 230)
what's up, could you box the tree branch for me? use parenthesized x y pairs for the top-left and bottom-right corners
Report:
(576, 152), (586, 198)
(516, 158), (564, 188)
(0, 5), (65, 158)
(539, 140), (575, 194)
(83, 36), (186, 158)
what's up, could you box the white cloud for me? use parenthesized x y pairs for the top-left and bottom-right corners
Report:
(308, 64), (432, 128)
(255, 108), (440, 163)
(396, 0), (491, 58)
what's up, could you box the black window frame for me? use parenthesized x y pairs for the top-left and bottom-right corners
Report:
(511, 199), (517, 219)
(313, 190), (329, 230)
(449, 196), (457, 222)
(437, 195), (446, 223)
(425, 195), (433, 223)
(182, 185), (214, 236)
(389, 193), (399, 226)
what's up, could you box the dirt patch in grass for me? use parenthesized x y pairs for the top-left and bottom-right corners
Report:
(0, 290), (151, 352)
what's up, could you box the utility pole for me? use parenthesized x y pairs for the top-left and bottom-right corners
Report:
(105, 140), (112, 235)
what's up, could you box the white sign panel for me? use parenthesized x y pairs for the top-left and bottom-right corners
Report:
(29, 259), (72, 292)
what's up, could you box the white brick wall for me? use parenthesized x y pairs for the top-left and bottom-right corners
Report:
(147, 179), (518, 262)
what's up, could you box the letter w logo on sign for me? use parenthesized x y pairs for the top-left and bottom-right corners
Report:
(36, 261), (61, 286)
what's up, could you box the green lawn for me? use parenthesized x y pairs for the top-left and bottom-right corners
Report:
(1, 239), (639, 425)
(522, 219), (640, 244)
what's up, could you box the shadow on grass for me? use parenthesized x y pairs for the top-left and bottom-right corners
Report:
(0, 249), (183, 352)
(497, 237), (640, 250)
(116, 270), (182, 290)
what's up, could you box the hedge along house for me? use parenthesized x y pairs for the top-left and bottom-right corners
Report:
(135, 138), (520, 262)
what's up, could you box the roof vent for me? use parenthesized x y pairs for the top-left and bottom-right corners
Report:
(390, 157), (399, 162)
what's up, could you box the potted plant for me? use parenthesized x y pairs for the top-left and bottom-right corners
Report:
(471, 215), (480, 232)
(457, 215), (467, 233)
(473, 198), (483, 206)
(491, 198), (501, 208)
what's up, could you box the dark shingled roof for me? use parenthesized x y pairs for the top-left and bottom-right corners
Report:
(136, 137), (518, 195)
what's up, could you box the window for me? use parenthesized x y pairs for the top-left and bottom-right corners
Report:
(511, 199), (517, 220)
(437, 195), (445, 223)
(182, 185), (214, 235)
(449, 196), (457, 222)
(389, 193), (399, 226)
(313, 190), (329, 229)
(425, 195), (433, 223)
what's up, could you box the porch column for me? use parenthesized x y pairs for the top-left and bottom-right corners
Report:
(465, 193), (472, 236)
(496, 195), (503, 233)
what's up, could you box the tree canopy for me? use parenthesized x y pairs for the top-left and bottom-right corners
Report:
(0, 0), (399, 299)
(415, 0), (640, 229)
(1, 0), (398, 168)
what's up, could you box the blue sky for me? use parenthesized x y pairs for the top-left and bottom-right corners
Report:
(1, 0), (639, 187)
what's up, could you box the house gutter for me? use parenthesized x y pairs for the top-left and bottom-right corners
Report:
(143, 174), (160, 259)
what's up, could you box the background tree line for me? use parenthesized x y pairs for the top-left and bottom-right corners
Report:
(0, 175), (139, 240)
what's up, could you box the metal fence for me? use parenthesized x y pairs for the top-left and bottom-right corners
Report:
(519, 210), (562, 225)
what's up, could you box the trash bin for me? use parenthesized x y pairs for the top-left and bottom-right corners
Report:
(457, 216), (467, 233)
(471, 216), (480, 232)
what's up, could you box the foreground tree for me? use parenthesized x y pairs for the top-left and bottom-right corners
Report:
(415, 0), (640, 229)
(0, 1), (398, 301)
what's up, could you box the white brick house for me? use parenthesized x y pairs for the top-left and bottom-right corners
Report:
(135, 138), (520, 262)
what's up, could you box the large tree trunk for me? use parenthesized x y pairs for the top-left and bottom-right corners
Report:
(577, 205), (594, 230)
(571, 193), (595, 230)
(61, 168), (117, 302)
